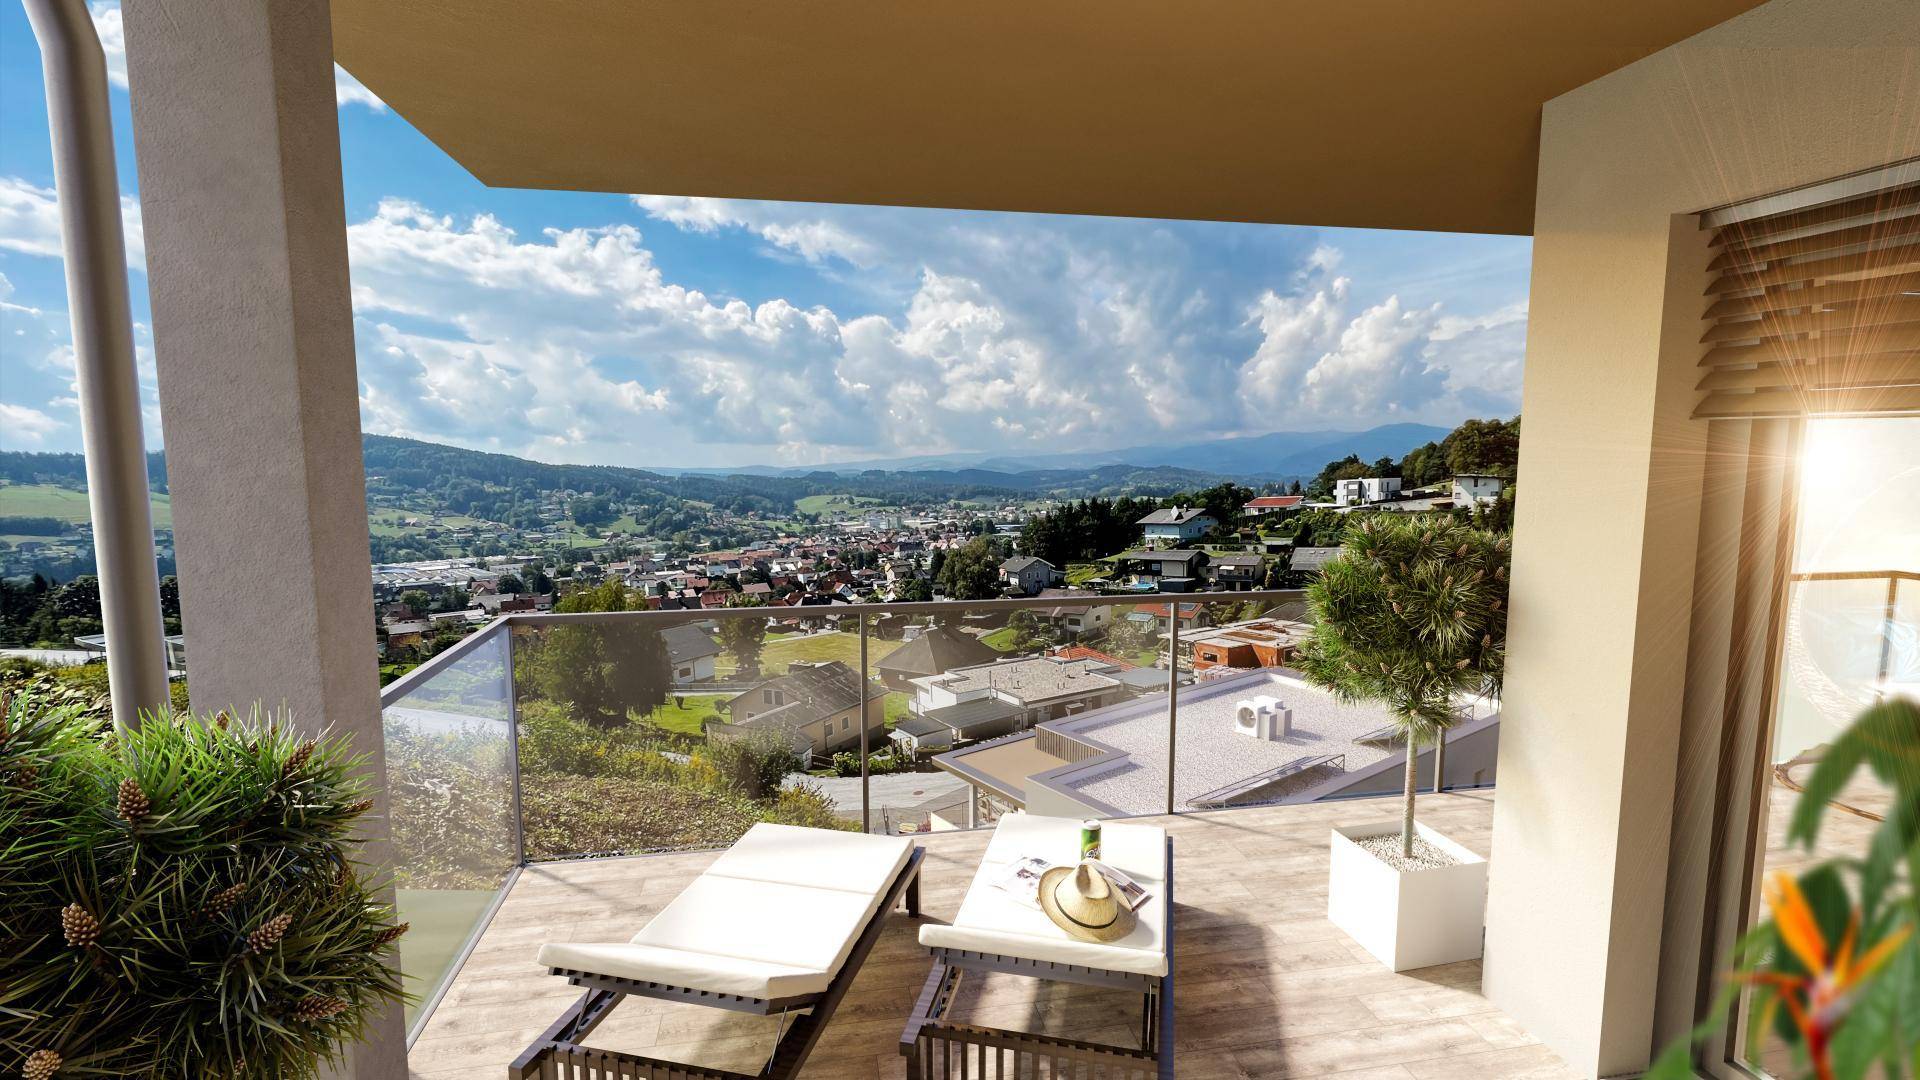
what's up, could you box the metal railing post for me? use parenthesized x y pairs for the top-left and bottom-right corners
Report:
(25, 0), (168, 729)
(503, 622), (527, 866)
(1165, 607), (1179, 816)
(1432, 727), (1446, 795)
(858, 611), (871, 834)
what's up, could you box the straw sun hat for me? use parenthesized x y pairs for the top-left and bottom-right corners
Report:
(1037, 862), (1137, 943)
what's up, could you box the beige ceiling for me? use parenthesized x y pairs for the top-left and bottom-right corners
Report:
(331, 1), (1767, 236)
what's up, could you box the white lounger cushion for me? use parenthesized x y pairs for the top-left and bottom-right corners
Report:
(535, 941), (830, 1000)
(919, 814), (1169, 978)
(536, 824), (915, 1000)
(705, 821), (914, 896)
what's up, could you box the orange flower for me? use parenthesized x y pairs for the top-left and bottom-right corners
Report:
(1747, 870), (1913, 1080)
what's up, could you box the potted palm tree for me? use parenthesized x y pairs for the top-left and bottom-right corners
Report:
(1295, 512), (1509, 971)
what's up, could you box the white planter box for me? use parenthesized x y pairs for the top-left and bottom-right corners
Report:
(1327, 821), (1488, 972)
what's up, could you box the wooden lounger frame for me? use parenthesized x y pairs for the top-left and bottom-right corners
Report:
(900, 837), (1175, 1080)
(510, 846), (925, 1080)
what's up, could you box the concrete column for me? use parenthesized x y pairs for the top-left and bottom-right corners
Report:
(1479, 4), (1920, 1074)
(120, 1), (402, 1076)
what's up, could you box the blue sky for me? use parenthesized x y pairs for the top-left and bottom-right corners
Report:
(0, 3), (1533, 469)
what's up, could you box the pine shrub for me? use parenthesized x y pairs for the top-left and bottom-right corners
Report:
(0, 690), (407, 1079)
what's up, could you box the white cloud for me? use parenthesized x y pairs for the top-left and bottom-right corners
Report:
(0, 178), (66, 260)
(337, 194), (1528, 467)
(334, 66), (387, 111)
(0, 176), (147, 271)
(0, 167), (1525, 464)
(631, 195), (878, 267)
(0, 402), (63, 446)
(87, 2), (128, 88)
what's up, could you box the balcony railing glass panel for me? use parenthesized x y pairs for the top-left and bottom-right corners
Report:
(379, 624), (517, 1031)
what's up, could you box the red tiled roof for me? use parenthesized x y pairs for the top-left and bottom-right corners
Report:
(1245, 495), (1304, 508)
(1049, 644), (1136, 670)
(1133, 602), (1205, 618)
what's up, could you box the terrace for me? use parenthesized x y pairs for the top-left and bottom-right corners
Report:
(408, 793), (1568, 1080)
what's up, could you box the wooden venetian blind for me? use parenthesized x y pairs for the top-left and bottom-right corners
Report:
(1696, 179), (1920, 419)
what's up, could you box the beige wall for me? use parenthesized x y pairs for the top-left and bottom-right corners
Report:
(1486, 1), (1920, 1075)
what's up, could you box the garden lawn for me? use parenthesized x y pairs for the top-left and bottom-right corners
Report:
(0, 483), (172, 528)
(980, 626), (1021, 652)
(883, 692), (911, 729)
(715, 631), (904, 676)
(642, 693), (729, 736)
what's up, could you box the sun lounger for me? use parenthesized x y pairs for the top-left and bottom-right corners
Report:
(512, 823), (924, 1080)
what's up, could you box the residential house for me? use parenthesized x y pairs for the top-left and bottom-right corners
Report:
(383, 619), (430, 650)
(907, 655), (1127, 731)
(1114, 548), (1209, 591)
(1452, 474), (1506, 505)
(1187, 619), (1313, 675)
(661, 623), (721, 685)
(1136, 506), (1218, 545)
(1032, 590), (1112, 638)
(1208, 552), (1266, 590)
(1242, 494), (1304, 517)
(717, 661), (887, 761)
(874, 624), (1000, 692)
(998, 555), (1059, 596)
(1129, 602), (1209, 635)
(1285, 546), (1342, 580)
(889, 697), (1023, 758)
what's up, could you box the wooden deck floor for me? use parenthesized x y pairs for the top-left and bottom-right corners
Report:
(408, 791), (1580, 1080)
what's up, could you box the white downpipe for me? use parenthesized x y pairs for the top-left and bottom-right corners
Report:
(24, 0), (169, 729)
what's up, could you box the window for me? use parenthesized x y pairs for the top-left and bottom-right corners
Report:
(1737, 417), (1918, 1078)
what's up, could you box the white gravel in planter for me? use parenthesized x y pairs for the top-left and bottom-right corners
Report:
(1353, 832), (1460, 872)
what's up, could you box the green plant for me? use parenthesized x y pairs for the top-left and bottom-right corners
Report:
(0, 692), (406, 1079)
(1650, 697), (1918, 1080)
(1295, 513), (1509, 858)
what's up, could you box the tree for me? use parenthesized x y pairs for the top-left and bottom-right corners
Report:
(397, 590), (432, 616)
(568, 494), (617, 526)
(497, 573), (526, 594)
(718, 595), (768, 680)
(936, 537), (1005, 601)
(1441, 417), (1521, 478)
(1294, 514), (1509, 858)
(896, 578), (933, 603)
(1007, 609), (1054, 652)
(530, 580), (670, 728)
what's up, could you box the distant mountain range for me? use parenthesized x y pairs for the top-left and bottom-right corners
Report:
(664, 422), (1450, 480)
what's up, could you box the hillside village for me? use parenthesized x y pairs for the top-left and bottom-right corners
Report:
(2, 416), (1518, 838)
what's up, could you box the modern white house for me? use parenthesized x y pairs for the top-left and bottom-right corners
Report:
(1333, 476), (1403, 507)
(932, 669), (1502, 820)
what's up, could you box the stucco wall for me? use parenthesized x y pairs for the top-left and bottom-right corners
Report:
(1486, 1), (1920, 1075)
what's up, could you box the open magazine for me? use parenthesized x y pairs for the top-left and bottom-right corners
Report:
(991, 855), (1151, 911)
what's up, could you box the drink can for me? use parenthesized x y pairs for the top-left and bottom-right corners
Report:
(1080, 820), (1102, 860)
